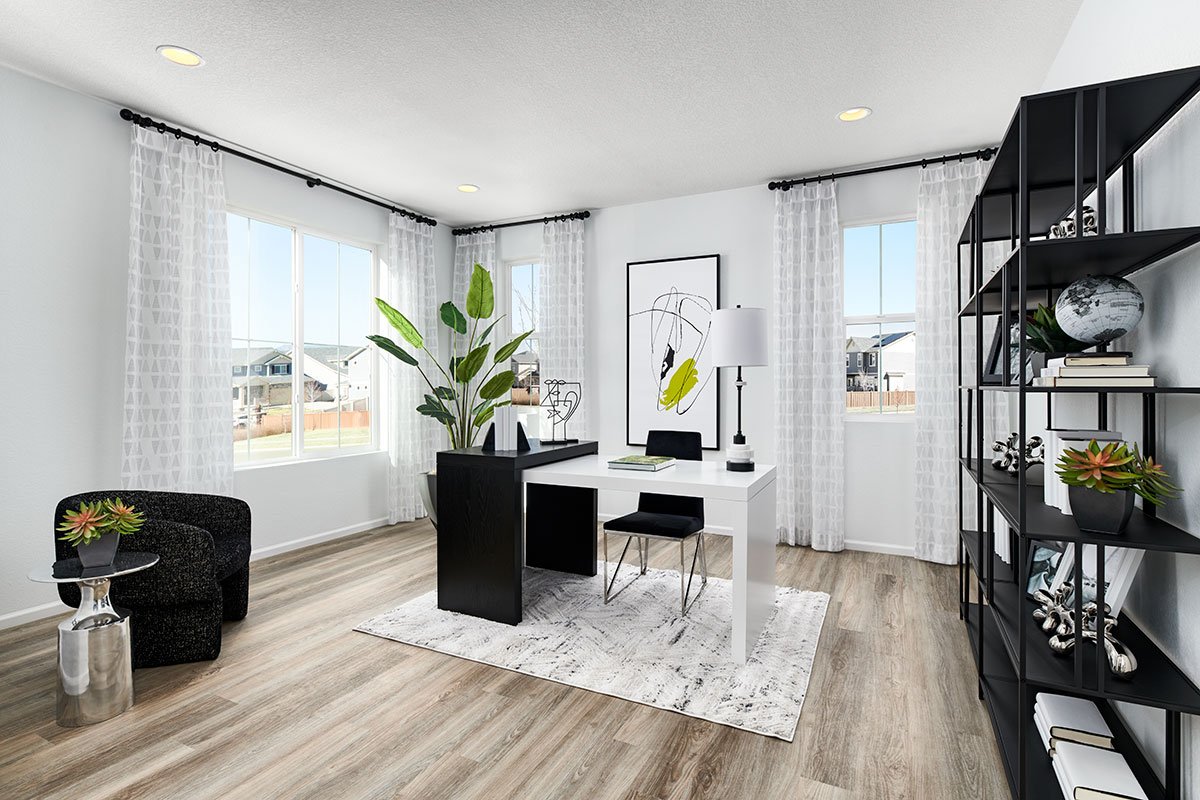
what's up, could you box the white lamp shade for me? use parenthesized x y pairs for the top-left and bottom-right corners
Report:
(710, 306), (767, 367)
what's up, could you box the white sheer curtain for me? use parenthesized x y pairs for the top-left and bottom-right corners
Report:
(773, 182), (844, 549)
(384, 215), (439, 523)
(539, 218), (587, 438)
(453, 230), (496, 330)
(915, 160), (986, 564)
(123, 127), (233, 494)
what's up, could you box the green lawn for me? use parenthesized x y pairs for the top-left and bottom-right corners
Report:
(234, 427), (370, 463)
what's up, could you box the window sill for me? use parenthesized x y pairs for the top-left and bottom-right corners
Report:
(234, 447), (382, 472)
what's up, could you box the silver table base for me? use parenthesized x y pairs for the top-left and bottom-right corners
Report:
(55, 579), (133, 727)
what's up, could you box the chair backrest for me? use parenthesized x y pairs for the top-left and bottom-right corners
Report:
(638, 430), (704, 521)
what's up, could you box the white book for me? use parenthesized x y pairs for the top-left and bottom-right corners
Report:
(1036, 693), (1115, 749)
(1034, 704), (1055, 755)
(1048, 376), (1156, 388)
(1053, 750), (1073, 799)
(1056, 741), (1147, 800)
(1053, 365), (1150, 378)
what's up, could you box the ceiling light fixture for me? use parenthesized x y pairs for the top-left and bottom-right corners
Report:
(838, 107), (872, 122)
(457, 184), (480, 193)
(157, 45), (204, 67)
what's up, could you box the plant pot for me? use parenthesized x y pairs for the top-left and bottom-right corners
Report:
(420, 471), (438, 529)
(77, 532), (121, 568)
(1068, 485), (1135, 535)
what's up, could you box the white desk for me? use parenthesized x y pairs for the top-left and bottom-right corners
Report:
(522, 455), (777, 663)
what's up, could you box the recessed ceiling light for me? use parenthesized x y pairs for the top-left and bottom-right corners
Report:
(157, 45), (204, 67)
(457, 184), (480, 193)
(838, 107), (872, 122)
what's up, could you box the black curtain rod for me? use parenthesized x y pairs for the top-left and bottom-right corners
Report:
(453, 210), (590, 236)
(767, 147), (998, 191)
(119, 109), (438, 227)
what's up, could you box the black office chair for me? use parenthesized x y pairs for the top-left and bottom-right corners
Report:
(603, 430), (708, 615)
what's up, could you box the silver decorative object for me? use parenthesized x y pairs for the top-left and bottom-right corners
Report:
(991, 432), (1044, 474)
(1033, 588), (1138, 677)
(1048, 205), (1098, 239)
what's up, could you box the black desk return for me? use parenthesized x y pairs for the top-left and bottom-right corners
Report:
(437, 439), (599, 624)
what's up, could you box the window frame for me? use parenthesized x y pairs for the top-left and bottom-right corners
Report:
(496, 256), (543, 430)
(228, 205), (381, 468)
(842, 217), (917, 419)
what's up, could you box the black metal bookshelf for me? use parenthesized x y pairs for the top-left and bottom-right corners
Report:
(956, 65), (1200, 800)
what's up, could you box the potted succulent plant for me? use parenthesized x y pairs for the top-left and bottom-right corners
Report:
(1055, 441), (1180, 534)
(367, 263), (532, 526)
(57, 497), (146, 567)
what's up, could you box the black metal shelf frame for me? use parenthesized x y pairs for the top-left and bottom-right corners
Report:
(956, 65), (1200, 800)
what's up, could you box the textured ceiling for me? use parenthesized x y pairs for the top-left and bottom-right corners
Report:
(0, 0), (1080, 225)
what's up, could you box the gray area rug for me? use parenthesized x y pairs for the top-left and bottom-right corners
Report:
(355, 565), (829, 740)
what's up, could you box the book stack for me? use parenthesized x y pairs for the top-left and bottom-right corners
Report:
(608, 455), (676, 472)
(1036, 352), (1155, 388)
(1043, 429), (1123, 516)
(1035, 693), (1147, 800)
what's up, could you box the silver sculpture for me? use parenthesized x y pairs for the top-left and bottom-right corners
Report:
(1048, 205), (1099, 239)
(1033, 585), (1137, 677)
(541, 379), (581, 443)
(991, 433), (1044, 474)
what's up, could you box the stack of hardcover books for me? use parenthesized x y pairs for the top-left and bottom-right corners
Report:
(1036, 352), (1155, 388)
(607, 455), (676, 472)
(1035, 692), (1148, 800)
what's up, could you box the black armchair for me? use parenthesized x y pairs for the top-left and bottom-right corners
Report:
(53, 491), (251, 668)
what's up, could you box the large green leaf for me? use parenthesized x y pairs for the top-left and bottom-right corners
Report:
(454, 343), (491, 383)
(375, 298), (423, 348)
(474, 315), (505, 347)
(367, 334), (417, 366)
(433, 386), (456, 401)
(416, 402), (455, 424)
(439, 301), (467, 335)
(465, 263), (494, 319)
(474, 406), (495, 427)
(479, 370), (516, 401)
(494, 330), (533, 364)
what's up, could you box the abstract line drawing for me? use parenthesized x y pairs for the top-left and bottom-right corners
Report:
(541, 379), (581, 443)
(626, 255), (719, 448)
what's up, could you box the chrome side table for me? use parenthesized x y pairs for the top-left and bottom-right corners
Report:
(29, 552), (159, 727)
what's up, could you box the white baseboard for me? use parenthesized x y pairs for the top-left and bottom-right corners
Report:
(843, 539), (915, 557)
(0, 601), (64, 630)
(250, 517), (390, 561)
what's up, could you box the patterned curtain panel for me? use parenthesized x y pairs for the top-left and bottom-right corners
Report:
(914, 160), (986, 564)
(773, 182), (844, 549)
(384, 215), (439, 523)
(123, 127), (233, 493)
(538, 218), (588, 438)
(452, 230), (497, 345)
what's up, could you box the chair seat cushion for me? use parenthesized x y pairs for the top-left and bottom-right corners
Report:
(604, 511), (703, 539)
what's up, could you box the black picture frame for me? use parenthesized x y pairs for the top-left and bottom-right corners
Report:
(626, 254), (721, 450)
(1025, 539), (1067, 598)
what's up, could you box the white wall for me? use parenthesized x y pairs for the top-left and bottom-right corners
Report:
(1040, 0), (1200, 791)
(491, 165), (921, 554)
(0, 65), (454, 626)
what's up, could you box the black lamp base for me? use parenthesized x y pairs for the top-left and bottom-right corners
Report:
(726, 460), (755, 472)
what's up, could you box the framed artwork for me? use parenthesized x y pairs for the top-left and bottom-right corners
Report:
(626, 254), (720, 449)
(1049, 543), (1144, 619)
(1025, 539), (1067, 598)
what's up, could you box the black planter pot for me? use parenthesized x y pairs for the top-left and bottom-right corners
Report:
(1068, 485), (1135, 535)
(77, 532), (121, 568)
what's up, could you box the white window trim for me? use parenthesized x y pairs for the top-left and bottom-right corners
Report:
(843, 219), (916, 420)
(228, 205), (381, 468)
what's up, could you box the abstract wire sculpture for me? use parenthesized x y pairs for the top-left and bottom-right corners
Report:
(541, 379), (581, 443)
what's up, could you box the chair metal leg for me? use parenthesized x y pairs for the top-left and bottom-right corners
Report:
(681, 532), (708, 616)
(604, 533), (642, 605)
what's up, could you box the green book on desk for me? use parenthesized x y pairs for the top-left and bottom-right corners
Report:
(608, 455), (676, 471)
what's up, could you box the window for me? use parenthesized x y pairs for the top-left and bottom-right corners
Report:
(843, 220), (916, 414)
(229, 211), (376, 464)
(500, 260), (542, 435)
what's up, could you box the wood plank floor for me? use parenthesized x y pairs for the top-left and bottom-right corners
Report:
(0, 522), (1008, 799)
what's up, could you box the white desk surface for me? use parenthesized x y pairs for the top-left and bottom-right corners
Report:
(522, 455), (776, 503)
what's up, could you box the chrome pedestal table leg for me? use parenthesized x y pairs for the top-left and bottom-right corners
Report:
(56, 576), (133, 727)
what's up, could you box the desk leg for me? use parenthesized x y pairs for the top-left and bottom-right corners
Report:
(525, 484), (598, 576)
(732, 478), (777, 663)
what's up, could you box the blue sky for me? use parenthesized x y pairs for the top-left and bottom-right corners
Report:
(229, 213), (371, 349)
(843, 220), (916, 317)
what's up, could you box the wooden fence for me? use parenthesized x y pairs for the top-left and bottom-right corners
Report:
(846, 390), (915, 409)
(233, 410), (371, 441)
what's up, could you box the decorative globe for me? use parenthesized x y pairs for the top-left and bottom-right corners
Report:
(1055, 275), (1144, 345)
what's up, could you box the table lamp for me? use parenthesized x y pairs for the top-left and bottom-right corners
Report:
(710, 305), (767, 471)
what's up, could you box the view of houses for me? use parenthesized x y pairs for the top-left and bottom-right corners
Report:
(845, 330), (915, 412)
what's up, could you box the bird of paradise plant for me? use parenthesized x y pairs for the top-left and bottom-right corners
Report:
(367, 263), (533, 449)
(57, 498), (146, 547)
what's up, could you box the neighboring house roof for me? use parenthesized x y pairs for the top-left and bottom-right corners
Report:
(845, 331), (914, 354)
(236, 347), (288, 366)
(301, 346), (345, 370)
(509, 348), (539, 365)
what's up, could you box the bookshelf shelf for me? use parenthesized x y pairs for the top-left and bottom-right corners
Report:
(956, 65), (1200, 800)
